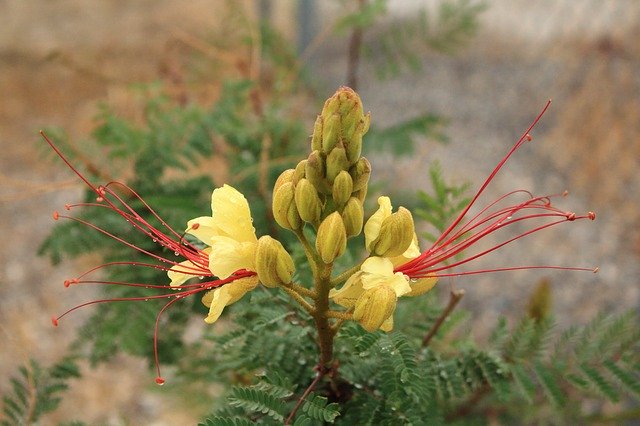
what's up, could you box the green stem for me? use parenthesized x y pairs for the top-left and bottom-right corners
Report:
(289, 282), (316, 299)
(281, 285), (315, 315)
(295, 228), (319, 277)
(312, 262), (335, 370)
(326, 310), (352, 320)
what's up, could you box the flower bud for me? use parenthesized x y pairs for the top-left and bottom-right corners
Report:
(292, 160), (307, 186)
(344, 131), (363, 165)
(322, 113), (341, 153)
(349, 157), (371, 191)
(406, 277), (438, 297)
(274, 169), (294, 193)
(306, 150), (331, 194)
(353, 285), (397, 332)
(332, 171), (353, 207)
(311, 115), (323, 152)
(315, 212), (347, 264)
(341, 197), (364, 237)
(369, 207), (415, 257)
(294, 178), (322, 224)
(255, 236), (295, 288)
(326, 146), (349, 183)
(272, 182), (302, 230)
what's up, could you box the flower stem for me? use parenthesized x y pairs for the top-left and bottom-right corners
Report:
(330, 259), (365, 288)
(281, 285), (315, 315)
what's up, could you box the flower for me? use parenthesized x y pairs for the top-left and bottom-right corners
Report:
(394, 101), (597, 281)
(364, 196), (415, 257)
(42, 132), (257, 385)
(330, 257), (412, 331)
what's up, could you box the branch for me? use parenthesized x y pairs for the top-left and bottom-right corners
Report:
(285, 368), (326, 425)
(346, 0), (366, 90)
(422, 289), (465, 347)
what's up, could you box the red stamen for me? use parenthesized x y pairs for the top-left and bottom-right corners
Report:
(41, 131), (257, 384)
(396, 102), (597, 280)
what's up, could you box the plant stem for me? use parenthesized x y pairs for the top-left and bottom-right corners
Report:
(281, 285), (315, 315)
(422, 289), (465, 347)
(284, 369), (326, 425)
(313, 263), (335, 369)
(330, 259), (365, 288)
(346, 0), (367, 90)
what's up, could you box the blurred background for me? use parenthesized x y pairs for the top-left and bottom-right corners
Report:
(1, 0), (638, 423)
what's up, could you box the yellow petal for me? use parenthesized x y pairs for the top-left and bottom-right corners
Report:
(203, 276), (259, 324)
(329, 271), (365, 308)
(208, 236), (257, 279)
(361, 256), (394, 276)
(186, 216), (219, 245)
(364, 196), (391, 251)
(168, 260), (200, 287)
(211, 184), (257, 243)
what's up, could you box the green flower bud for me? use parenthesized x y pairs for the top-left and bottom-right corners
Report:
(315, 212), (347, 264)
(294, 178), (322, 224)
(306, 150), (331, 194)
(255, 236), (295, 288)
(274, 169), (294, 193)
(311, 115), (323, 152)
(344, 131), (362, 165)
(353, 285), (397, 332)
(326, 146), (349, 183)
(272, 182), (302, 230)
(322, 113), (341, 153)
(349, 157), (371, 191)
(332, 171), (353, 207)
(293, 159), (307, 186)
(369, 207), (415, 257)
(341, 197), (364, 237)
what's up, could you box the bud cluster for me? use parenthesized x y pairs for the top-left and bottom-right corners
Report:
(273, 87), (372, 264)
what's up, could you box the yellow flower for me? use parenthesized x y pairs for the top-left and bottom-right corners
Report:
(184, 184), (258, 280)
(167, 184), (260, 324)
(330, 257), (411, 331)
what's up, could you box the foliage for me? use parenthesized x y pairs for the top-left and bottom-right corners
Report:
(1, 357), (80, 425)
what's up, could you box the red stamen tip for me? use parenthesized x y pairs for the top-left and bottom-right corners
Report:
(525, 133), (532, 142)
(51, 317), (59, 327)
(566, 212), (576, 221)
(96, 197), (104, 202)
(562, 190), (569, 197)
(64, 204), (71, 210)
(588, 211), (596, 220)
(63, 280), (71, 287)
(155, 377), (166, 385)
(191, 223), (200, 230)
(593, 267), (600, 273)
(53, 211), (59, 220)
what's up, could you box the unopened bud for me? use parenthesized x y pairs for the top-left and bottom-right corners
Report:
(274, 169), (295, 193)
(294, 178), (322, 224)
(406, 277), (438, 297)
(369, 207), (415, 257)
(255, 236), (295, 288)
(326, 146), (349, 183)
(354, 186), (368, 203)
(311, 115), (323, 152)
(353, 286), (397, 332)
(344, 131), (363, 165)
(293, 160), (307, 186)
(322, 113), (341, 153)
(341, 197), (364, 237)
(306, 150), (331, 194)
(273, 182), (302, 230)
(332, 171), (354, 206)
(350, 157), (371, 191)
(315, 212), (347, 264)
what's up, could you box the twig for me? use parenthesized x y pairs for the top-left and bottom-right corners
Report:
(422, 289), (465, 347)
(285, 368), (326, 425)
(346, 0), (366, 90)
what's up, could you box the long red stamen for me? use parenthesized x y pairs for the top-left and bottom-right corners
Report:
(42, 131), (256, 384)
(396, 102), (597, 279)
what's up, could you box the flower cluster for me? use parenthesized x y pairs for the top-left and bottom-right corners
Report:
(44, 87), (596, 384)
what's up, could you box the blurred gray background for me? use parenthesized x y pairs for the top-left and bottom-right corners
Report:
(1, 0), (638, 423)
